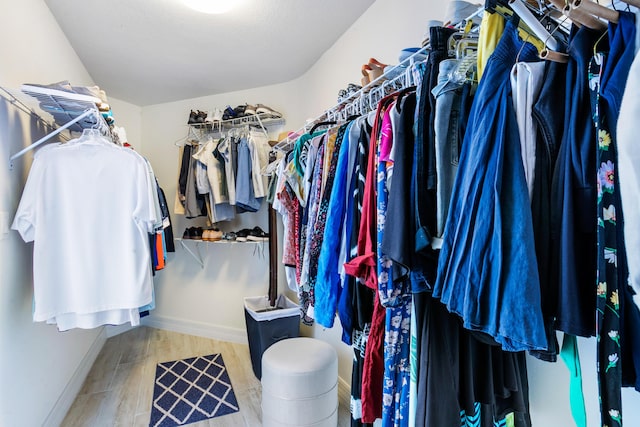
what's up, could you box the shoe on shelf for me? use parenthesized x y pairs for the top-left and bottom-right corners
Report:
(247, 226), (269, 242)
(235, 228), (251, 242)
(367, 58), (387, 84)
(210, 229), (223, 241)
(361, 64), (372, 87)
(211, 108), (223, 121)
(182, 227), (193, 239)
(182, 226), (202, 239)
(244, 104), (257, 115)
(202, 228), (223, 241)
(255, 104), (282, 118)
(346, 83), (362, 95)
(196, 110), (207, 124)
(234, 104), (248, 117)
(222, 232), (237, 242)
(222, 105), (237, 120)
(337, 88), (347, 103)
(71, 85), (110, 111)
(188, 110), (198, 125)
(192, 227), (203, 240)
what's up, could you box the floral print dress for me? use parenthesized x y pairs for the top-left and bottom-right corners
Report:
(377, 104), (412, 426)
(591, 51), (623, 427)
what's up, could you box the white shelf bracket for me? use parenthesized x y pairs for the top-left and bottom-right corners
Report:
(178, 239), (205, 268)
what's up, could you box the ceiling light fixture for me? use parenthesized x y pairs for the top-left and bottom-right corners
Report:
(181, 0), (242, 14)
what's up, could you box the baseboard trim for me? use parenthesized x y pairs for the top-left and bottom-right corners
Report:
(141, 314), (248, 344)
(105, 322), (134, 338)
(337, 375), (351, 408)
(43, 327), (107, 427)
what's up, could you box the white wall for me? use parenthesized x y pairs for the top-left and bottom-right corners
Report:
(0, 0), (106, 425)
(109, 97), (143, 150)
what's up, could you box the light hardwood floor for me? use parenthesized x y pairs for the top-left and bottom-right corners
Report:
(62, 326), (352, 426)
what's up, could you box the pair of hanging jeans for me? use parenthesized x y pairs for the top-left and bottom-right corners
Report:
(411, 26), (456, 293)
(433, 18), (547, 352)
(431, 59), (471, 238)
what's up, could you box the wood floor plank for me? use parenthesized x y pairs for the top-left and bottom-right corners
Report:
(64, 326), (352, 426)
(78, 335), (123, 395)
(134, 358), (158, 415)
(133, 411), (151, 427)
(208, 411), (247, 426)
(119, 326), (152, 364)
(219, 342), (260, 393)
(237, 386), (262, 426)
(60, 391), (108, 427)
(98, 361), (146, 425)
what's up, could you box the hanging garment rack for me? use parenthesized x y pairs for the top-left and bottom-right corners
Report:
(271, 44), (431, 153)
(180, 112), (286, 148)
(20, 84), (103, 131)
(9, 109), (96, 167)
(0, 86), (65, 141)
(9, 85), (106, 169)
(271, 4), (490, 153)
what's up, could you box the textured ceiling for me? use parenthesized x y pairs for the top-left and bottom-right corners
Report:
(45, 0), (375, 106)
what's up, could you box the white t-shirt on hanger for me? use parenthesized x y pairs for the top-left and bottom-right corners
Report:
(12, 134), (158, 331)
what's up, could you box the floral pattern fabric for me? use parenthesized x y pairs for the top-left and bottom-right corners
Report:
(590, 52), (622, 427)
(299, 142), (325, 325)
(377, 104), (411, 426)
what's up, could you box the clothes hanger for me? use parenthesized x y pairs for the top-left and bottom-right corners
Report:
(309, 121), (336, 133)
(539, 14), (571, 63)
(592, 26), (609, 57)
(548, 0), (607, 30)
(572, 0), (619, 23)
(509, 0), (560, 51)
(394, 86), (417, 113)
(620, 0), (640, 7)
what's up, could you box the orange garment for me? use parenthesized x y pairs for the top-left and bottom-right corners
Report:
(155, 232), (165, 270)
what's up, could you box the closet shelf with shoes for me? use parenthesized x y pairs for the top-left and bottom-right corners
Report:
(188, 111), (285, 135)
(176, 227), (270, 268)
(20, 82), (114, 130)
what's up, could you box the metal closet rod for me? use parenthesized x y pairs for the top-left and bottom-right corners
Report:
(272, 44), (431, 152)
(272, 4), (488, 152)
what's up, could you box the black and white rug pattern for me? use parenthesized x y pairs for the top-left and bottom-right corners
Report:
(149, 353), (239, 427)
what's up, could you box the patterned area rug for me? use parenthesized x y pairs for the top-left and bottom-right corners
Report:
(149, 353), (239, 427)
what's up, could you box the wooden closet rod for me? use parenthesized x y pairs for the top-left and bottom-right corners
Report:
(620, 0), (640, 7)
(572, 0), (619, 23)
(548, 0), (607, 30)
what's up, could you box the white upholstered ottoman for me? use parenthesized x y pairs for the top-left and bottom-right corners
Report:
(261, 337), (338, 427)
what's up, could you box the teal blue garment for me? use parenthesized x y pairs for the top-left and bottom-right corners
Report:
(560, 334), (586, 427)
(293, 130), (327, 176)
(459, 403), (511, 427)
